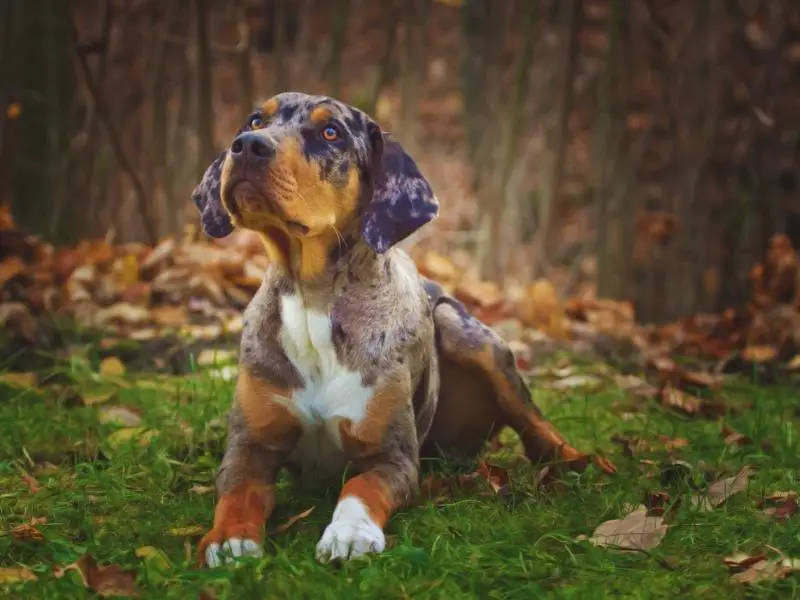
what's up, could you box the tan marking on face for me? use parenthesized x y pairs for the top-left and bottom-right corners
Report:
(261, 97), (280, 118)
(339, 474), (393, 527)
(197, 481), (275, 565)
(309, 105), (334, 125)
(236, 367), (302, 447)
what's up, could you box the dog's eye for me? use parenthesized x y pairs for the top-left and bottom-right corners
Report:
(249, 116), (264, 129)
(321, 124), (340, 142)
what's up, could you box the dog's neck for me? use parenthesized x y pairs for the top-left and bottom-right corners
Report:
(258, 225), (385, 297)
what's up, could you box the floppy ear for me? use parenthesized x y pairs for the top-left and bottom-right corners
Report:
(361, 123), (439, 254)
(192, 151), (235, 239)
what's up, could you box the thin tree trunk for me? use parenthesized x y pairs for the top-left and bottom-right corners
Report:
(328, 0), (350, 98)
(194, 0), (215, 179)
(273, 0), (288, 92)
(69, 10), (158, 244)
(595, 0), (620, 300)
(535, 0), (583, 277)
(491, 0), (538, 278)
(368, 0), (400, 117)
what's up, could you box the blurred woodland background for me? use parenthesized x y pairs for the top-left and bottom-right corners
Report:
(1, 0), (799, 328)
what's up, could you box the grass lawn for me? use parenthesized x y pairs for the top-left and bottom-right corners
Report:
(0, 344), (798, 599)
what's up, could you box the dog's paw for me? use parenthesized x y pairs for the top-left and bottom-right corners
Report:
(315, 498), (386, 562)
(203, 537), (264, 568)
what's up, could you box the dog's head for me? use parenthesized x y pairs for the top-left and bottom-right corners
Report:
(192, 92), (439, 265)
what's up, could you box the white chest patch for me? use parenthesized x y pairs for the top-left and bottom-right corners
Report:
(278, 293), (373, 479)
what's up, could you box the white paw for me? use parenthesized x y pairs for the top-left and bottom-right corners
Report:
(315, 497), (386, 562)
(205, 537), (264, 568)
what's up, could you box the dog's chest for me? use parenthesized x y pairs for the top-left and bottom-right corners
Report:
(278, 293), (372, 478)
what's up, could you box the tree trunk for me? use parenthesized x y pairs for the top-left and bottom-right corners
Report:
(194, 0), (216, 179)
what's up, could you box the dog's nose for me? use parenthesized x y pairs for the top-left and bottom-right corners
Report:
(230, 132), (274, 161)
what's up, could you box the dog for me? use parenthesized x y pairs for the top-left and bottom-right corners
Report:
(191, 92), (616, 567)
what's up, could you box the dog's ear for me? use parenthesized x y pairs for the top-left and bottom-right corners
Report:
(361, 123), (439, 254)
(192, 151), (235, 239)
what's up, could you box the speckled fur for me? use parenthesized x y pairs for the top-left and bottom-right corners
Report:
(193, 93), (615, 567)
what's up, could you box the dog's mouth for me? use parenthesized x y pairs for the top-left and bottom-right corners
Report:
(225, 179), (310, 235)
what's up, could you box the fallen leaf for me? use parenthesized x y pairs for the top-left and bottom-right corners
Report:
(741, 345), (777, 364)
(10, 520), (45, 541)
(728, 554), (800, 585)
(55, 555), (139, 597)
(692, 466), (754, 511)
(19, 469), (42, 494)
(614, 374), (659, 399)
(0, 372), (38, 388)
(656, 435), (690, 451)
(98, 405), (143, 427)
(0, 566), (37, 585)
(724, 552), (767, 569)
(660, 384), (702, 415)
(762, 495), (798, 521)
(477, 460), (510, 495)
(167, 525), (205, 537)
(0, 256), (25, 289)
(189, 484), (215, 495)
(268, 506), (315, 536)
(589, 505), (668, 551)
(99, 357), (126, 377)
(721, 425), (751, 447)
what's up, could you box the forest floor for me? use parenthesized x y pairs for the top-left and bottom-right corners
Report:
(0, 340), (798, 599)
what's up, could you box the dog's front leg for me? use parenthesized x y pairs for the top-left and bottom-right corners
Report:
(199, 369), (302, 567)
(316, 407), (419, 563)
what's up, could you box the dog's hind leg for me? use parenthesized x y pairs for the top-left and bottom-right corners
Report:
(420, 281), (615, 474)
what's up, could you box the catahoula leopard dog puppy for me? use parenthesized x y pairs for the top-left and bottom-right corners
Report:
(192, 92), (616, 567)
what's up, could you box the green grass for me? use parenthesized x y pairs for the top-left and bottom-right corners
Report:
(0, 346), (798, 599)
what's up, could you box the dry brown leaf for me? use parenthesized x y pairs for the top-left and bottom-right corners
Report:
(268, 506), (316, 536)
(762, 495), (798, 521)
(0, 256), (25, 289)
(661, 384), (703, 415)
(741, 345), (777, 364)
(477, 460), (510, 495)
(721, 426), (751, 447)
(692, 466), (754, 511)
(417, 251), (458, 283)
(589, 505), (668, 551)
(55, 555), (139, 597)
(0, 566), (37, 585)
(98, 405), (143, 427)
(656, 435), (690, 451)
(150, 305), (187, 327)
(189, 485), (215, 495)
(614, 374), (660, 400)
(727, 554), (800, 585)
(10, 523), (44, 541)
(19, 469), (42, 494)
(140, 237), (176, 271)
(94, 303), (150, 327)
(99, 357), (126, 377)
